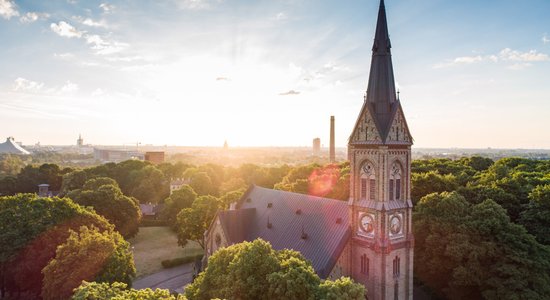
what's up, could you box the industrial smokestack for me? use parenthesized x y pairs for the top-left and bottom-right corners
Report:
(330, 116), (335, 163)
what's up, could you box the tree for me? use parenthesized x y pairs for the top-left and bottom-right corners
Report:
(163, 184), (197, 228)
(177, 195), (222, 249)
(60, 169), (90, 196)
(0, 194), (112, 298)
(219, 188), (245, 209)
(189, 172), (215, 196)
(68, 177), (141, 238)
(41, 226), (135, 300)
(72, 281), (184, 300)
(519, 184), (550, 245)
(411, 171), (458, 204)
(0, 154), (25, 177)
(414, 191), (550, 299)
(185, 239), (364, 300)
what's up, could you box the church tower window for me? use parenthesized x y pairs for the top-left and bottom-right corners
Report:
(390, 163), (402, 200)
(361, 163), (376, 200)
(360, 254), (369, 275)
(393, 256), (401, 277)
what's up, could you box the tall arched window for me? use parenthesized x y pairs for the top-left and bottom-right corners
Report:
(361, 162), (376, 200)
(389, 163), (403, 201)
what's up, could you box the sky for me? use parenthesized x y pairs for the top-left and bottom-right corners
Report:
(0, 0), (549, 148)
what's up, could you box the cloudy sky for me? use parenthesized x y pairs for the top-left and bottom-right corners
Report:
(1, 0), (549, 148)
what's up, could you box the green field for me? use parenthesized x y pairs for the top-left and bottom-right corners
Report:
(129, 226), (203, 278)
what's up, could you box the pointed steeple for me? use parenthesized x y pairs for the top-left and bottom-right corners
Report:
(365, 0), (397, 137)
(349, 0), (412, 145)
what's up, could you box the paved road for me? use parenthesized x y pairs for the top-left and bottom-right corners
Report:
(133, 263), (195, 294)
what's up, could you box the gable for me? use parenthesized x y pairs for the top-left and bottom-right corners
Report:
(384, 102), (413, 145)
(349, 102), (383, 144)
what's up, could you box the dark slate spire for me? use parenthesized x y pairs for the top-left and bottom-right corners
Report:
(365, 0), (397, 136)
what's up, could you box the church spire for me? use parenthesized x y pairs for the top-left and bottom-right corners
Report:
(365, 0), (397, 136)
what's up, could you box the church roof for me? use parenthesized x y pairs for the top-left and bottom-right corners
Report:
(216, 185), (350, 279)
(0, 137), (31, 155)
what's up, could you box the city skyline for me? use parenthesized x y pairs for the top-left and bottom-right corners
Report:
(1, 0), (549, 148)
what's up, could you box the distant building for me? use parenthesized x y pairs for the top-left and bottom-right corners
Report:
(145, 151), (165, 164)
(77, 134), (84, 147)
(170, 178), (191, 194)
(0, 137), (30, 155)
(139, 203), (164, 219)
(312, 138), (321, 155)
(223, 140), (229, 150)
(38, 184), (50, 198)
(94, 148), (143, 162)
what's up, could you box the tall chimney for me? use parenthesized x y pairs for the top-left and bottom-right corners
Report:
(330, 116), (335, 163)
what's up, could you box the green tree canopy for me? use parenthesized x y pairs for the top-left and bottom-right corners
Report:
(519, 184), (550, 245)
(176, 195), (222, 249)
(189, 171), (215, 196)
(0, 194), (112, 298)
(414, 191), (550, 299)
(68, 177), (141, 238)
(72, 281), (184, 300)
(163, 184), (197, 228)
(41, 226), (135, 300)
(185, 239), (364, 300)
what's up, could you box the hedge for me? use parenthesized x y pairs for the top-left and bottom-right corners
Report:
(161, 254), (204, 269)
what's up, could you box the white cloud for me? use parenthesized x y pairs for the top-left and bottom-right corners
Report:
(61, 81), (79, 93)
(99, 3), (115, 13)
(435, 48), (549, 69)
(85, 34), (128, 55)
(50, 21), (84, 38)
(498, 48), (549, 62)
(12, 77), (80, 95)
(0, 0), (18, 19)
(543, 34), (550, 45)
(20, 12), (49, 23)
(275, 12), (287, 21)
(54, 52), (75, 60)
(13, 77), (44, 91)
(73, 16), (107, 28)
(175, 0), (222, 10)
(507, 63), (532, 70)
(91, 88), (105, 96)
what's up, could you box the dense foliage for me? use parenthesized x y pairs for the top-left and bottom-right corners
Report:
(176, 195), (224, 249)
(72, 281), (184, 300)
(67, 177), (141, 238)
(414, 192), (550, 299)
(42, 226), (135, 300)
(0, 194), (116, 298)
(412, 157), (550, 299)
(186, 239), (365, 300)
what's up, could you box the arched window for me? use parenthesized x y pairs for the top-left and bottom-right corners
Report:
(389, 163), (403, 200)
(393, 256), (400, 277)
(360, 162), (376, 200)
(360, 254), (369, 275)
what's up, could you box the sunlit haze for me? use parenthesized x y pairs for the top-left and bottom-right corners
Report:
(1, 0), (549, 148)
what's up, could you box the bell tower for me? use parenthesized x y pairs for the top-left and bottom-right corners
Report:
(348, 1), (413, 299)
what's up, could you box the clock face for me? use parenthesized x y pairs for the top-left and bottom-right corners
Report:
(389, 215), (402, 235)
(360, 214), (374, 234)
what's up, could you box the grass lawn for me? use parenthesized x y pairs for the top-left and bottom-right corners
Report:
(129, 226), (203, 278)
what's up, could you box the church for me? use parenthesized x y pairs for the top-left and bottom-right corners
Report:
(204, 1), (414, 299)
